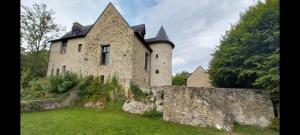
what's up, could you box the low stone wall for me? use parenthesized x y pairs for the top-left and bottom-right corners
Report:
(21, 90), (78, 112)
(163, 86), (275, 131)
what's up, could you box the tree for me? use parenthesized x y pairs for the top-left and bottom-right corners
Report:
(21, 3), (64, 77)
(172, 71), (190, 86)
(208, 0), (279, 96)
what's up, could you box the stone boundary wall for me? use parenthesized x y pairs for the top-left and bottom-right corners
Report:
(21, 90), (78, 112)
(163, 86), (275, 131)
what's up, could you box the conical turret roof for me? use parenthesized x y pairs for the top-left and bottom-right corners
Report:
(144, 26), (175, 49)
(156, 26), (169, 41)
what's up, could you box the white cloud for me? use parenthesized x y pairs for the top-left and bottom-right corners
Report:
(137, 0), (257, 74)
(172, 57), (186, 66)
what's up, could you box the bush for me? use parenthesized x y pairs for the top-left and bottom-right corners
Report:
(77, 75), (125, 104)
(268, 117), (279, 131)
(142, 109), (163, 120)
(130, 82), (149, 98)
(48, 72), (78, 93)
(21, 78), (50, 100)
(21, 68), (34, 88)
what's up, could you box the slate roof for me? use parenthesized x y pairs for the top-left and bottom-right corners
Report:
(50, 25), (93, 42)
(145, 26), (175, 49)
(131, 24), (146, 38)
(50, 24), (147, 42)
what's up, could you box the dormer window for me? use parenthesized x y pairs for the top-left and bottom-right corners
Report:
(71, 22), (83, 36)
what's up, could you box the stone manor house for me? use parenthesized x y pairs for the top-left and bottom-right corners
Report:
(47, 3), (175, 89)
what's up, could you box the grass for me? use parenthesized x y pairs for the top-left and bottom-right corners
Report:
(21, 107), (279, 135)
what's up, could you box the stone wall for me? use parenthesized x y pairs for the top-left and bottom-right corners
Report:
(21, 90), (78, 112)
(122, 86), (164, 114)
(163, 86), (275, 131)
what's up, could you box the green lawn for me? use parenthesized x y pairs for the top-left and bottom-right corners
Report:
(21, 107), (278, 135)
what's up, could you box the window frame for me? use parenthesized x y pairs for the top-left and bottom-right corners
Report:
(101, 44), (110, 65)
(61, 40), (67, 54)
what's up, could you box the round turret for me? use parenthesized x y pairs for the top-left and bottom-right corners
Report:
(147, 26), (174, 86)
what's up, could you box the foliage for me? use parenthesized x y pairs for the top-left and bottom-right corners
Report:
(208, 0), (279, 96)
(21, 107), (279, 135)
(77, 75), (126, 103)
(21, 77), (65, 100)
(21, 3), (64, 52)
(21, 3), (64, 79)
(172, 71), (190, 86)
(21, 68), (35, 88)
(129, 82), (149, 98)
(48, 72), (78, 93)
(268, 118), (279, 131)
(142, 109), (163, 120)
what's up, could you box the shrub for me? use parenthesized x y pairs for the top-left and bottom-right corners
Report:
(48, 72), (78, 93)
(21, 68), (34, 88)
(77, 75), (125, 104)
(142, 109), (163, 120)
(130, 82), (149, 98)
(268, 117), (279, 131)
(21, 78), (50, 100)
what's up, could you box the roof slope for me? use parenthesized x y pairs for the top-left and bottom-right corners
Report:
(49, 3), (174, 49)
(51, 25), (93, 42)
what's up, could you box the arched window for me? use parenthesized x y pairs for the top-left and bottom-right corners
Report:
(155, 69), (159, 74)
(156, 54), (158, 58)
(56, 68), (60, 76)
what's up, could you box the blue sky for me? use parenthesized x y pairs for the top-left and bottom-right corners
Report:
(21, 0), (259, 75)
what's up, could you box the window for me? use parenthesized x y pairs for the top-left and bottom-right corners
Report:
(145, 52), (149, 70)
(51, 68), (54, 75)
(62, 65), (66, 73)
(61, 40), (67, 54)
(78, 44), (82, 52)
(100, 75), (104, 83)
(56, 68), (60, 76)
(156, 69), (159, 74)
(156, 54), (158, 58)
(101, 45), (110, 65)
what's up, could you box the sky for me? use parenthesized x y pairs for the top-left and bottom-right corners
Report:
(21, 0), (260, 75)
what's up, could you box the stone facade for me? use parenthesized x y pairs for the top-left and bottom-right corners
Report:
(187, 66), (212, 88)
(47, 3), (174, 89)
(163, 86), (275, 131)
(150, 43), (172, 86)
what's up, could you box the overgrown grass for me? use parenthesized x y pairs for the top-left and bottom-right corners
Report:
(142, 109), (163, 120)
(129, 82), (152, 102)
(21, 107), (279, 135)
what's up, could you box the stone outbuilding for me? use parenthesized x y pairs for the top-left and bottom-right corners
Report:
(187, 66), (213, 87)
(47, 3), (174, 89)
